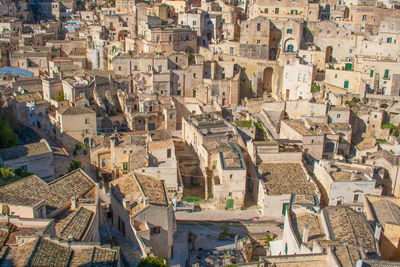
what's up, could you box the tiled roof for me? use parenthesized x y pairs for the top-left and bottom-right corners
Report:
(0, 140), (51, 161)
(29, 238), (71, 267)
(92, 247), (118, 264)
(0, 169), (95, 209)
(13, 92), (42, 103)
(15, 238), (119, 267)
(135, 173), (168, 206)
(370, 199), (400, 226)
(111, 173), (168, 215)
(59, 207), (94, 241)
(370, 150), (400, 166)
(331, 245), (362, 267)
(324, 206), (376, 253)
(259, 163), (316, 195)
(284, 119), (335, 136)
(290, 211), (325, 249)
(60, 105), (95, 115)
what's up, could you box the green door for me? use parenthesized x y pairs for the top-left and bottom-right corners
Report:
(344, 80), (349, 89)
(282, 203), (289, 216)
(345, 63), (352, 70)
(227, 199), (234, 209)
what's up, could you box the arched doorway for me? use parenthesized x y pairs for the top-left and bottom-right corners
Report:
(325, 46), (333, 63)
(263, 67), (273, 94)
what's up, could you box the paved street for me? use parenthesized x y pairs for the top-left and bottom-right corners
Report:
(175, 205), (280, 222)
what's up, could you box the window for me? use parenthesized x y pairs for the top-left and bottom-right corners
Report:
(222, 18), (225, 23)
(264, 8), (268, 13)
(298, 73), (301, 81)
(118, 66), (121, 71)
(337, 114), (341, 119)
(230, 47), (234, 55)
(257, 40), (261, 44)
(246, 24), (249, 28)
(337, 200), (342, 205)
(158, 65), (162, 73)
(362, 15), (367, 21)
(384, 69), (389, 79)
(230, 174), (233, 179)
(387, 37), (392, 43)
(156, 35), (160, 42)
(193, 20), (196, 26)
(228, 192), (232, 197)
(353, 194), (359, 202)
(287, 28), (292, 34)
(21, 165), (28, 172)
(134, 65), (138, 71)
(324, 142), (335, 153)
(151, 226), (161, 235)
(349, 48), (352, 54)
(101, 158), (106, 168)
(290, 10), (297, 15)
(370, 70), (374, 77)
(123, 162), (128, 170)
(287, 44), (294, 52)
(275, 8), (279, 14)
(344, 80), (349, 89)
(257, 23), (261, 31)
(193, 73), (196, 78)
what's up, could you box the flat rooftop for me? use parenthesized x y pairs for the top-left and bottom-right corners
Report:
(220, 142), (246, 170)
(259, 163), (316, 195)
(284, 119), (335, 136)
(187, 115), (236, 137)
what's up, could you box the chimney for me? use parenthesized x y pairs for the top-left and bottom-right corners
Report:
(71, 197), (77, 209)
(374, 224), (382, 240)
(302, 226), (309, 244)
(123, 198), (130, 210)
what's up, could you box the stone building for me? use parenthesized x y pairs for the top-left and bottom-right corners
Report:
(0, 139), (55, 179)
(314, 160), (382, 208)
(109, 172), (176, 259)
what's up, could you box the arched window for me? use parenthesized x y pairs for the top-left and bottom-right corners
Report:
(287, 44), (294, 52)
(287, 28), (293, 34)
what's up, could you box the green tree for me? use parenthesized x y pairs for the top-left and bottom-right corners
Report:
(56, 91), (64, 102)
(138, 256), (168, 267)
(0, 167), (32, 187)
(68, 159), (83, 172)
(0, 118), (18, 149)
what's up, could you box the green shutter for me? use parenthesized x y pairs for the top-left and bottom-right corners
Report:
(345, 63), (352, 70)
(264, 8), (268, 13)
(344, 80), (349, 89)
(370, 70), (374, 77)
(275, 8), (279, 14)
(123, 162), (128, 170)
(227, 199), (234, 209)
(384, 69), (389, 78)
